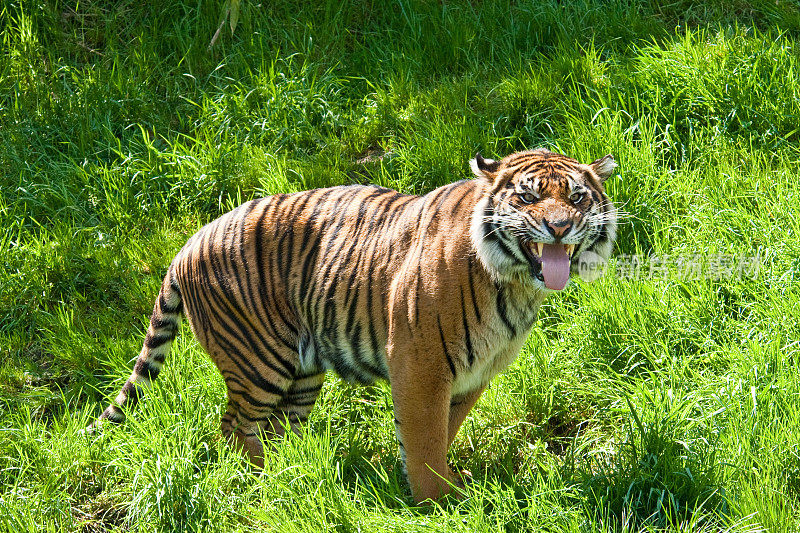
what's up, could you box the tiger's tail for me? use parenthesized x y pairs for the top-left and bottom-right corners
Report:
(88, 266), (183, 430)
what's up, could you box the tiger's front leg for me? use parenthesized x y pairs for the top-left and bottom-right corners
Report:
(388, 346), (459, 503)
(448, 386), (485, 447)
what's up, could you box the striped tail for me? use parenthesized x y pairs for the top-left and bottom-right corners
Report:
(90, 268), (183, 429)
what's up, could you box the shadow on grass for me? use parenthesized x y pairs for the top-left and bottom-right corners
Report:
(567, 396), (729, 530)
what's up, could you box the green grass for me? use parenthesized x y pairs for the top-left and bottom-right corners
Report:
(2, 0), (800, 530)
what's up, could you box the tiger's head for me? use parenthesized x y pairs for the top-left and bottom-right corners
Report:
(469, 148), (617, 291)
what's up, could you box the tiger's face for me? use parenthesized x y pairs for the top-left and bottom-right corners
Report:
(470, 148), (617, 290)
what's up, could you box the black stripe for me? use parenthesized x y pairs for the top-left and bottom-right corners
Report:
(451, 393), (475, 407)
(255, 203), (300, 341)
(514, 159), (543, 175)
(312, 215), (355, 319)
(352, 322), (384, 378)
(145, 333), (173, 350)
(344, 286), (361, 334)
(437, 315), (457, 377)
(495, 285), (516, 337)
(178, 268), (210, 335)
(213, 327), (289, 396)
(365, 313), (384, 377)
(460, 287), (475, 366)
(178, 247), (210, 335)
(362, 260), (382, 375)
(159, 292), (182, 314)
(313, 188), (385, 313)
(150, 315), (178, 331)
(206, 218), (236, 299)
(169, 270), (181, 296)
(289, 384), (322, 396)
(121, 380), (141, 402)
(383, 195), (420, 260)
(335, 190), (398, 365)
(493, 233), (517, 259)
(133, 358), (160, 380)
(428, 182), (460, 210)
(296, 189), (342, 297)
(342, 193), (391, 352)
(287, 398), (318, 407)
(220, 208), (247, 306)
(221, 372), (283, 407)
(312, 190), (375, 326)
(448, 182), (473, 217)
(325, 344), (370, 383)
(273, 191), (319, 327)
(102, 405), (125, 421)
(224, 205), (259, 325)
(238, 201), (297, 352)
(297, 236), (322, 306)
(481, 197), (498, 243)
(467, 256), (482, 324)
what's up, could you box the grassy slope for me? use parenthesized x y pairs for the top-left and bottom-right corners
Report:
(1, 0), (800, 531)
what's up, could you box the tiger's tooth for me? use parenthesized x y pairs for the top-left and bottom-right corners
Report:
(534, 242), (543, 256)
(565, 244), (575, 257)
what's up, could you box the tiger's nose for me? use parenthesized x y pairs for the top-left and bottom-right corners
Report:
(543, 219), (573, 239)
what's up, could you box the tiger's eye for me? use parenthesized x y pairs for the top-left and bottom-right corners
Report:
(569, 191), (584, 204)
(520, 192), (537, 204)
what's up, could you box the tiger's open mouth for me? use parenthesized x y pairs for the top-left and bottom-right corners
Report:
(520, 241), (577, 290)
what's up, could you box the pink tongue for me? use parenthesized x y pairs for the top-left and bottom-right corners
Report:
(541, 244), (570, 290)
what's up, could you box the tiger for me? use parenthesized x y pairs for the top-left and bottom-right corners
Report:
(90, 148), (617, 503)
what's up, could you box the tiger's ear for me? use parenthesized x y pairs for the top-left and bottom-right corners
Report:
(470, 153), (501, 182)
(590, 155), (617, 183)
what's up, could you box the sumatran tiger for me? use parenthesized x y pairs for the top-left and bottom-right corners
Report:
(90, 148), (618, 503)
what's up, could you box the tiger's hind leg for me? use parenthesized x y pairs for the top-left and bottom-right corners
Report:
(266, 373), (326, 437)
(220, 397), (271, 468)
(219, 378), (287, 468)
(215, 348), (297, 468)
(219, 372), (324, 467)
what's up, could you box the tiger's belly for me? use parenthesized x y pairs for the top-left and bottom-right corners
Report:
(297, 329), (388, 385)
(299, 331), (527, 399)
(298, 324), (530, 399)
(297, 279), (541, 398)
